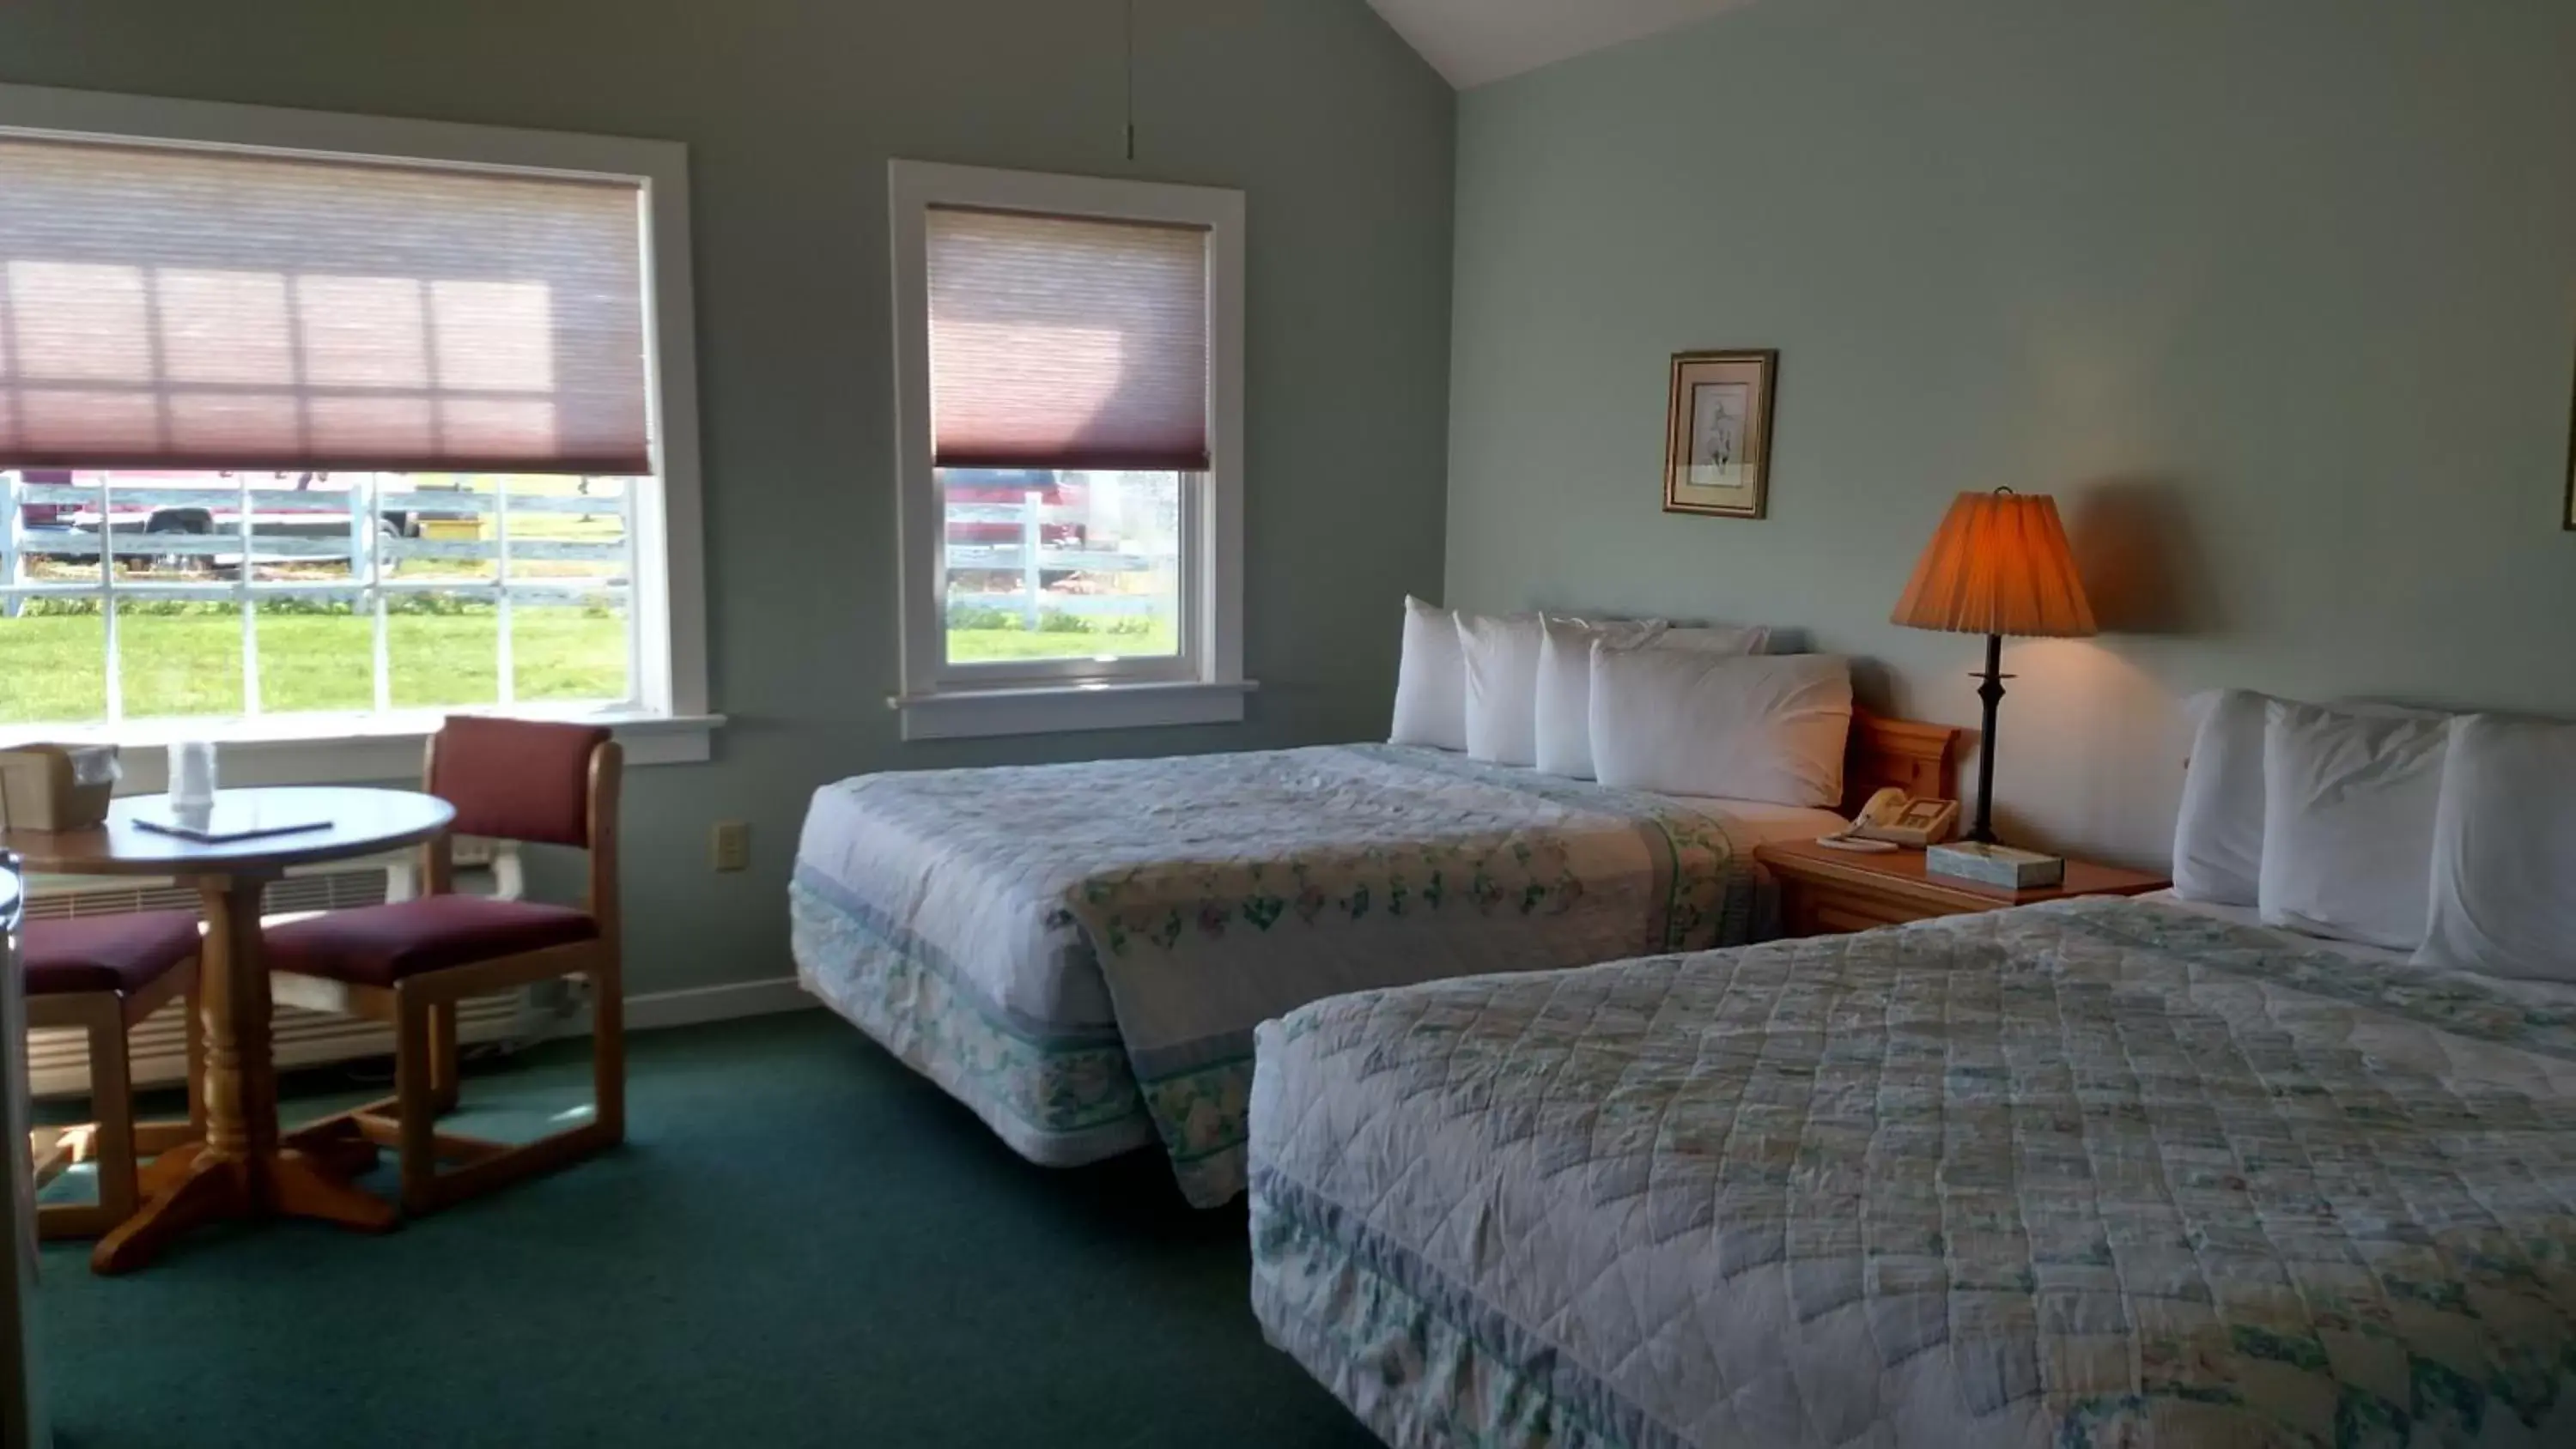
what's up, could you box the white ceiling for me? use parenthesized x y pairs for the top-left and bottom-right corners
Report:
(1366, 0), (1750, 88)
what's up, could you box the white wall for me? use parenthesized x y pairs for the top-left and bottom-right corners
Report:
(1444, 0), (2576, 865)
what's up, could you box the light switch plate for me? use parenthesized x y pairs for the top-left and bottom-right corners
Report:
(711, 821), (750, 873)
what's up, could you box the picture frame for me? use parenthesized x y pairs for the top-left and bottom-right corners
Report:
(1663, 349), (1777, 520)
(2564, 354), (2575, 530)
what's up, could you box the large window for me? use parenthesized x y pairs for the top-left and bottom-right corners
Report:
(0, 82), (708, 774)
(889, 161), (1247, 740)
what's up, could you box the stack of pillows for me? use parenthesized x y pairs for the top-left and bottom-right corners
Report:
(1386, 596), (1853, 809)
(2173, 688), (2575, 981)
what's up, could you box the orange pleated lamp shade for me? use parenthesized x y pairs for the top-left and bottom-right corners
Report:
(1890, 489), (2098, 638)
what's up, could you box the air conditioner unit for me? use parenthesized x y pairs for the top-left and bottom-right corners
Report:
(22, 839), (550, 1100)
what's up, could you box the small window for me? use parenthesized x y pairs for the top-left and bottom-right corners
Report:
(889, 162), (1247, 740)
(939, 468), (1187, 673)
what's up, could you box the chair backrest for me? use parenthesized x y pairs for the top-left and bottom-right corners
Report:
(426, 717), (613, 849)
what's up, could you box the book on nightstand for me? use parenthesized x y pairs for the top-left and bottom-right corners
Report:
(1925, 841), (2065, 890)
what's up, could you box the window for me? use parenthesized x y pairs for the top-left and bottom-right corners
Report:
(888, 161), (1247, 740)
(0, 82), (709, 779)
(1, 469), (638, 721)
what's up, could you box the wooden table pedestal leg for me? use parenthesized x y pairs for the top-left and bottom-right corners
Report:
(92, 873), (398, 1274)
(135, 1142), (206, 1196)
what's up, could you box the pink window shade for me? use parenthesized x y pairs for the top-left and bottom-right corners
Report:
(0, 136), (650, 476)
(927, 205), (1210, 472)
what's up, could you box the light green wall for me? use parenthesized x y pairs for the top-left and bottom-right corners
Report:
(1447, 0), (2576, 863)
(0, 0), (1455, 997)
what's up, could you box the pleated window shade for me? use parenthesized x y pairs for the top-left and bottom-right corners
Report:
(0, 135), (650, 475)
(927, 205), (1210, 472)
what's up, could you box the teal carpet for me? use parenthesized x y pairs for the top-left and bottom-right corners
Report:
(34, 1012), (1379, 1449)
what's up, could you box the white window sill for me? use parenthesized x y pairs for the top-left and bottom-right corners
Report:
(891, 680), (1255, 742)
(1, 710), (723, 791)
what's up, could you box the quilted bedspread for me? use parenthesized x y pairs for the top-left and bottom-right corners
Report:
(1249, 897), (2576, 1448)
(792, 743), (1755, 1206)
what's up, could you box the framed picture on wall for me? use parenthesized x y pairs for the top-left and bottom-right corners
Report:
(1663, 349), (1777, 519)
(2564, 358), (2575, 529)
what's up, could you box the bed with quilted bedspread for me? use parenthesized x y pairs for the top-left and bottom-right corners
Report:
(1249, 895), (2576, 1448)
(789, 743), (1798, 1208)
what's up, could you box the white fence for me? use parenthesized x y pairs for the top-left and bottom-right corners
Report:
(0, 472), (629, 619)
(1, 476), (1170, 629)
(939, 492), (1175, 629)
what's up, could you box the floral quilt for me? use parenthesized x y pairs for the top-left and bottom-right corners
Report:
(1248, 897), (2576, 1448)
(791, 743), (1759, 1205)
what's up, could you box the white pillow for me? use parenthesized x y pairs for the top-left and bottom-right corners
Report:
(1458, 613), (1545, 766)
(1388, 597), (1467, 751)
(1532, 616), (1661, 778)
(2415, 714), (2576, 982)
(2172, 688), (2441, 906)
(1533, 619), (1768, 779)
(2172, 688), (2268, 905)
(1660, 623), (1771, 654)
(1589, 649), (1851, 807)
(2257, 700), (2450, 950)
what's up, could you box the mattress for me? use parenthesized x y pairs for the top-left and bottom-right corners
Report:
(791, 743), (1827, 1205)
(1675, 797), (1850, 852)
(1249, 894), (2576, 1448)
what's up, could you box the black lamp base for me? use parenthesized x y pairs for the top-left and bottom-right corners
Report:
(1968, 633), (2010, 846)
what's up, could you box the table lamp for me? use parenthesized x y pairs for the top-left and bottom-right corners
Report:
(1890, 487), (2097, 844)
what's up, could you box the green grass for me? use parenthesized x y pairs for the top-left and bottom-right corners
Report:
(0, 609), (629, 723)
(947, 621), (1178, 664)
(0, 607), (1173, 724)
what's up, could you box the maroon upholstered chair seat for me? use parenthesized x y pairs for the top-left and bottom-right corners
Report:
(265, 896), (598, 988)
(22, 912), (202, 997)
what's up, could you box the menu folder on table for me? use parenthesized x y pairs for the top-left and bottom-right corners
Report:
(131, 804), (333, 845)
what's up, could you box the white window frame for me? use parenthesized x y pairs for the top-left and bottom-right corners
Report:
(886, 161), (1250, 742)
(0, 82), (716, 783)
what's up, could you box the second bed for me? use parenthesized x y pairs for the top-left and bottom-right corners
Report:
(790, 716), (1956, 1206)
(1248, 892), (2576, 1446)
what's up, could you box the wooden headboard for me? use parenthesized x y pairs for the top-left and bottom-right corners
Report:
(1840, 711), (1963, 815)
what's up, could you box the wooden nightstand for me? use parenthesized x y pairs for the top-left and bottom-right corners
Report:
(1754, 838), (2168, 938)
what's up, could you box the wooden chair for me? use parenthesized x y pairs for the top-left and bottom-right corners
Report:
(21, 912), (205, 1244)
(266, 717), (623, 1216)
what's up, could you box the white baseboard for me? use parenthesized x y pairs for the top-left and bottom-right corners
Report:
(28, 977), (813, 1099)
(622, 976), (816, 1033)
(30, 991), (529, 1100)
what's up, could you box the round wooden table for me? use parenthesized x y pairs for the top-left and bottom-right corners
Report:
(0, 787), (453, 1271)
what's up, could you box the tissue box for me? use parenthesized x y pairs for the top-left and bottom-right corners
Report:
(0, 744), (120, 832)
(1925, 840), (2064, 890)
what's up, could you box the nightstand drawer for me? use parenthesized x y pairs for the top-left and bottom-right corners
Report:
(1779, 880), (1974, 938)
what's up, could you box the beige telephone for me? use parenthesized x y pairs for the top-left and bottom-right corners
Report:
(1843, 787), (1960, 848)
